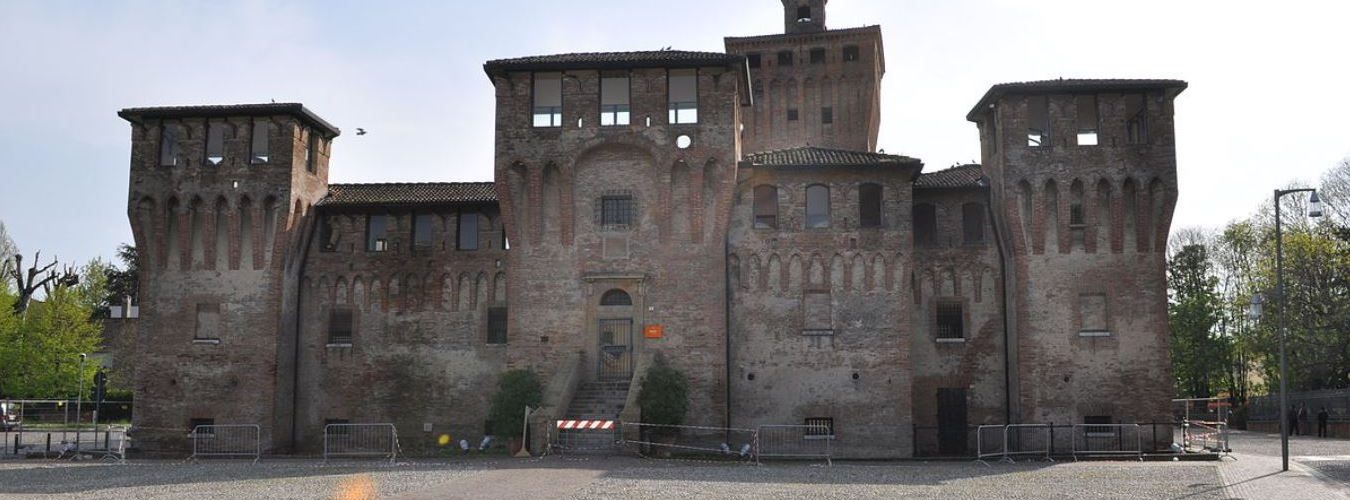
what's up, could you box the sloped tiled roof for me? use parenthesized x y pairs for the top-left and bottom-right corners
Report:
(744, 147), (920, 167)
(966, 78), (1187, 121)
(915, 164), (986, 189)
(317, 182), (497, 208)
(117, 103), (340, 137)
(484, 50), (744, 76)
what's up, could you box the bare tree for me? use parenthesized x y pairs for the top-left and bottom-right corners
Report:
(4, 251), (79, 315)
(0, 221), (17, 279)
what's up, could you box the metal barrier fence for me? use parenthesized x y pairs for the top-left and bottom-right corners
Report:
(0, 425), (128, 462)
(916, 422), (1175, 458)
(548, 419), (621, 455)
(189, 424), (261, 464)
(1172, 398), (1230, 424)
(1249, 389), (1350, 422)
(323, 423), (398, 464)
(1182, 420), (1230, 454)
(756, 424), (831, 465)
(1, 399), (133, 427)
(1072, 423), (1142, 460)
(975, 425), (1053, 464)
(621, 422), (756, 459)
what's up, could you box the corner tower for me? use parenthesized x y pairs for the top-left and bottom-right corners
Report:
(727, 1), (883, 153)
(118, 104), (339, 452)
(967, 80), (1186, 427)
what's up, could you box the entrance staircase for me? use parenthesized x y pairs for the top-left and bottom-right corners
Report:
(554, 381), (629, 454)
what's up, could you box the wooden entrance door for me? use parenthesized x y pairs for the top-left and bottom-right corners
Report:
(937, 388), (968, 456)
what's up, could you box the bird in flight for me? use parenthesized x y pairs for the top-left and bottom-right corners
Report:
(356, 128), (367, 136)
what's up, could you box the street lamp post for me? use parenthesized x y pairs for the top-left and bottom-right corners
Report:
(75, 353), (86, 451)
(1259, 188), (1323, 472)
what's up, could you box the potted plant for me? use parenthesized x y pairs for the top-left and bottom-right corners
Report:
(637, 354), (689, 457)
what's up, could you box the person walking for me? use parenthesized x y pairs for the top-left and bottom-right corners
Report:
(1300, 405), (1310, 437)
(1290, 405), (1300, 436)
(1318, 407), (1330, 438)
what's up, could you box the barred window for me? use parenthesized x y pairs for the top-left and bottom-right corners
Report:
(804, 417), (834, 437)
(487, 307), (508, 344)
(936, 299), (964, 339)
(328, 307), (353, 345)
(600, 195), (635, 228)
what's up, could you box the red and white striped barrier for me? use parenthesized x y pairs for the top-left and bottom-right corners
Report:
(556, 419), (615, 430)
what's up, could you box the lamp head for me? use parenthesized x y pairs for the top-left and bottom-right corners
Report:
(1308, 191), (1323, 218)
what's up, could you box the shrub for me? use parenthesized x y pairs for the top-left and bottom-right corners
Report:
(637, 355), (689, 426)
(486, 369), (542, 437)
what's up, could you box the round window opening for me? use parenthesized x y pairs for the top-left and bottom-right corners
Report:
(676, 134), (692, 149)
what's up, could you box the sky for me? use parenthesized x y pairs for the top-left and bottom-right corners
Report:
(1, 0), (1347, 266)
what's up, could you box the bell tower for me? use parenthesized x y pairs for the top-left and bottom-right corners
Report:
(782, 0), (827, 34)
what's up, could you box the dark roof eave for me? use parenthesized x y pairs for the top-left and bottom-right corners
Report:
(117, 103), (341, 138)
(965, 79), (1188, 122)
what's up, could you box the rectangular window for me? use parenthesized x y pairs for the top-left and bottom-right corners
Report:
(803, 291), (832, 335)
(1125, 93), (1148, 144)
(532, 72), (563, 127)
(914, 204), (937, 247)
(159, 124), (180, 166)
(189, 418), (215, 435)
(600, 76), (631, 126)
(318, 216), (338, 253)
(805, 185), (830, 228)
(601, 195), (635, 227)
(936, 299), (964, 339)
(1076, 94), (1098, 146)
(787, 108), (799, 121)
(487, 306), (508, 344)
(809, 47), (826, 64)
(194, 303), (221, 341)
(1080, 293), (1107, 334)
(413, 213), (434, 251)
(1084, 415), (1113, 436)
(328, 307), (353, 345)
(366, 215), (388, 252)
(458, 212), (479, 250)
(805, 417), (834, 437)
(250, 121), (271, 164)
(962, 203), (985, 244)
(821, 107), (833, 124)
(668, 69), (698, 124)
(747, 53), (761, 69)
(843, 45), (860, 62)
(205, 122), (225, 165)
(305, 130), (318, 172)
(777, 50), (794, 66)
(1027, 95), (1050, 147)
(859, 184), (882, 228)
(1070, 203), (1086, 226)
(753, 185), (778, 229)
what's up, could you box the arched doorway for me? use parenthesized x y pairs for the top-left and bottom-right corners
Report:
(597, 289), (634, 380)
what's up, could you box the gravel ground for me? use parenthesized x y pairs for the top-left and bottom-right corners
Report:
(0, 456), (1227, 499)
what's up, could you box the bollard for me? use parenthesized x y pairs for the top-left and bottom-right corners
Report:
(46, 434), (51, 453)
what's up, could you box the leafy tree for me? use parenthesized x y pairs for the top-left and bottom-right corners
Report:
(637, 354), (689, 426)
(0, 221), (16, 284)
(486, 369), (542, 438)
(1168, 243), (1227, 398)
(0, 276), (101, 398)
(102, 244), (139, 313)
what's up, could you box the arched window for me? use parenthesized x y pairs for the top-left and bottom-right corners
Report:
(600, 289), (632, 306)
(914, 203), (937, 247)
(859, 183), (882, 228)
(752, 185), (778, 229)
(962, 202), (985, 245)
(805, 184), (830, 228)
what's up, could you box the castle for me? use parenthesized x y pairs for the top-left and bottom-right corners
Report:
(116, 1), (1184, 458)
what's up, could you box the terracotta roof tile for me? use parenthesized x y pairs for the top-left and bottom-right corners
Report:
(915, 164), (986, 189)
(318, 182), (497, 208)
(744, 147), (920, 167)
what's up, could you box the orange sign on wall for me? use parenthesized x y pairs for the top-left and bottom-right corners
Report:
(643, 324), (663, 339)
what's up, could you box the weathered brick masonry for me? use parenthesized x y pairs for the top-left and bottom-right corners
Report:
(119, 1), (1183, 457)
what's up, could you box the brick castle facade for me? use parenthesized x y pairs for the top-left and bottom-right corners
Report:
(117, 1), (1184, 457)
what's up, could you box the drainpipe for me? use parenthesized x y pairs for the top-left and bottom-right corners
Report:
(289, 204), (317, 452)
(985, 180), (1016, 426)
(724, 237), (733, 429)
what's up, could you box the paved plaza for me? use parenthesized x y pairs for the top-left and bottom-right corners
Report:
(1, 430), (1349, 499)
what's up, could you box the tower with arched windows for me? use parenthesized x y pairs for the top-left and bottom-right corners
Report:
(118, 104), (338, 452)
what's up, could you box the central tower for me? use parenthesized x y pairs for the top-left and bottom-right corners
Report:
(726, 0), (883, 153)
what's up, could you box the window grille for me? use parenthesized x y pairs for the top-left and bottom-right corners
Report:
(599, 195), (635, 228)
(805, 417), (834, 437)
(328, 308), (353, 345)
(936, 300), (964, 339)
